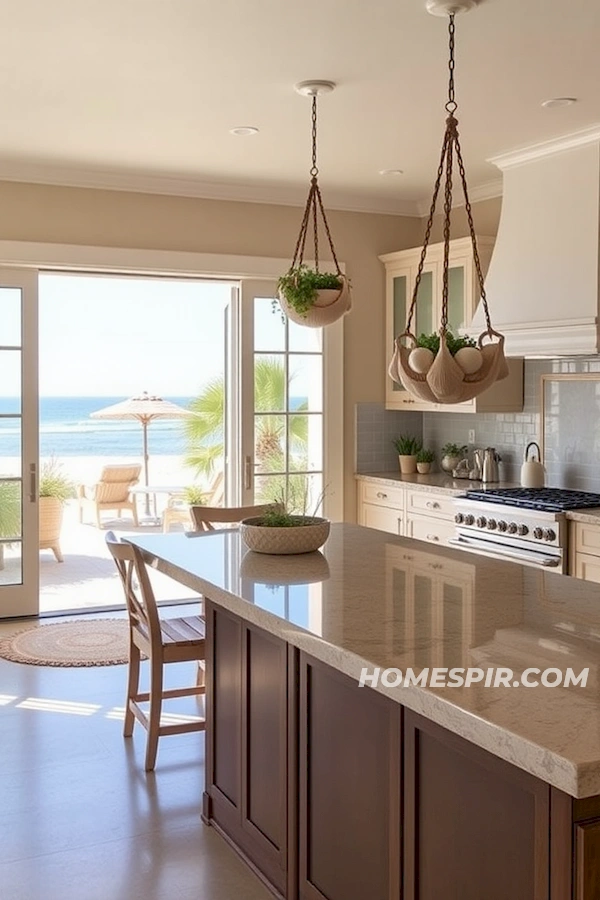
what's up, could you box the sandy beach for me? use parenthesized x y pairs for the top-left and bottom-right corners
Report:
(4, 454), (215, 493)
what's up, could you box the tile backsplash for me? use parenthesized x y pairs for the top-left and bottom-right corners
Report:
(356, 357), (600, 490)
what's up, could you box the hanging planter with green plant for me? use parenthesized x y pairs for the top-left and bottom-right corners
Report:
(276, 81), (352, 328)
(388, 10), (508, 404)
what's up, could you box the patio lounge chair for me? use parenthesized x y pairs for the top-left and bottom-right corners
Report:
(77, 464), (141, 528)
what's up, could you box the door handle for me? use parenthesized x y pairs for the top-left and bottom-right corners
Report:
(244, 456), (253, 491)
(29, 463), (37, 502)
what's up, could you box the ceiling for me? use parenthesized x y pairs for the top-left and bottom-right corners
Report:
(1, 0), (599, 215)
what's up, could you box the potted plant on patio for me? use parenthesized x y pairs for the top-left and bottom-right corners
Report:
(0, 480), (20, 570)
(39, 459), (75, 563)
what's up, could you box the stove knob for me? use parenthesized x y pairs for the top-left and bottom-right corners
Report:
(517, 524), (529, 536)
(507, 522), (518, 534)
(544, 528), (556, 542)
(476, 516), (487, 528)
(487, 519), (497, 530)
(465, 514), (475, 526)
(455, 513), (464, 524)
(533, 527), (544, 540)
(497, 520), (508, 532)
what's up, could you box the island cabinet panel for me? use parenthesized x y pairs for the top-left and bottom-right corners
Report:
(298, 653), (402, 900)
(576, 820), (600, 900)
(403, 711), (550, 900)
(204, 602), (290, 897)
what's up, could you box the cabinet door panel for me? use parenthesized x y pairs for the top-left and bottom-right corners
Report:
(576, 819), (600, 900)
(404, 711), (549, 900)
(361, 503), (403, 535)
(405, 513), (455, 545)
(574, 552), (600, 584)
(211, 606), (242, 808)
(299, 654), (401, 900)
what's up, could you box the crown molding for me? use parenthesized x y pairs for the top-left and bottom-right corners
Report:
(0, 158), (423, 217)
(415, 177), (503, 217)
(488, 125), (600, 171)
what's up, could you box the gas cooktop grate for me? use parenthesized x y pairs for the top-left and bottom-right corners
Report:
(463, 488), (600, 512)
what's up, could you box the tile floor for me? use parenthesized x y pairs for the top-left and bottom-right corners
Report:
(0, 613), (273, 900)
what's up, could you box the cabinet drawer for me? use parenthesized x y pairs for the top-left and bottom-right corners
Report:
(406, 514), (455, 546)
(406, 489), (455, 520)
(360, 481), (405, 509)
(574, 552), (600, 584)
(573, 522), (600, 557)
(361, 503), (403, 536)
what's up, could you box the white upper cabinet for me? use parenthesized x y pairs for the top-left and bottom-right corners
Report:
(380, 236), (523, 414)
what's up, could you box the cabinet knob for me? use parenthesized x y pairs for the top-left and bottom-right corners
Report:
(426, 501), (440, 509)
(427, 534), (439, 542)
(376, 491), (388, 499)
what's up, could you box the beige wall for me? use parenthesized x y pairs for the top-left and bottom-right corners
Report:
(427, 195), (502, 243)
(0, 180), (424, 520)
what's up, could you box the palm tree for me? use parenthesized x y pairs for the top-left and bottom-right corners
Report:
(184, 357), (309, 487)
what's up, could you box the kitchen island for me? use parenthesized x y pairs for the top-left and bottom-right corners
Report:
(132, 524), (600, 900)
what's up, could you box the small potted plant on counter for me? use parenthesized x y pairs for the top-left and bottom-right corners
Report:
(416, 448), (435, 475)
(392, 435), (423, 475)
(440, 442), (468, 473)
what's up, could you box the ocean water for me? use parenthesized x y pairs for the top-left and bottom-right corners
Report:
(0, 396), (195, 458)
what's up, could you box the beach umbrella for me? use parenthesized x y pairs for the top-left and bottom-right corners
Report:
(90, 392), (192, 515)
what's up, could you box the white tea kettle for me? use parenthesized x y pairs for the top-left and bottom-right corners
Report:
(520, 441), (546, 488)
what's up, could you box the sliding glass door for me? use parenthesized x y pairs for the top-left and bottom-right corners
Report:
(0, 269), (39, 617)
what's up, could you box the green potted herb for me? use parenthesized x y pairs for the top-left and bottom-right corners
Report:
(407, 331), (483, 377)
(416, 448), (435, 475)
(39, 459), (75, 562)
(440, 442), (468, 473)
(392, 435), (423, 475)
(276, 265), (350, 327)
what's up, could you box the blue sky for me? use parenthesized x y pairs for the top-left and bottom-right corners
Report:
(35, 273), (231, 397)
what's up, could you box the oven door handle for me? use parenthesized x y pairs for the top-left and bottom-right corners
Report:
(448, 536), (562, 567)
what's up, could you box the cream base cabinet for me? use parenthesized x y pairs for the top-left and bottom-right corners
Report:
(357, 481), (405, 536)
(569, 521), (600, 581)
(380, 236), (524, 414)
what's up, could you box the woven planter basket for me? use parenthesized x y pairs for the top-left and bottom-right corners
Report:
(278, 277), (351, 329)
(240, 516), (330, 555)
(389, 330), (509, 404)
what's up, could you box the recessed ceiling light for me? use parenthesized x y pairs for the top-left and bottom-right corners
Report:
(379, 169), (404, 176)
(229, 126), (259, 136)
(541, 97), (577, 109)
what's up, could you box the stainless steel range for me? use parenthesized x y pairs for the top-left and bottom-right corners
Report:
(450, 488), (600, 572)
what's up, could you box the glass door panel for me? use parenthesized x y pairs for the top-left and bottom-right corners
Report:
(390, 273), (408, 395)
(414, 269), (434, 337)
(447, 265), (466, 332)
(0, 272), (39, 617)
(240, 283), (326, 516)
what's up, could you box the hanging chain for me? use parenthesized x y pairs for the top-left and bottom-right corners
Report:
(406, 12), (493, 339)
(288, 91), (342, 275)
(445, 14), (457, 114)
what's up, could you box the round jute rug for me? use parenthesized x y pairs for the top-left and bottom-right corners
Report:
(0, 619), (131, 667)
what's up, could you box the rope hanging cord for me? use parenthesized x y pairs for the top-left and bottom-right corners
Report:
(289, 95), (342, 276)
(404, 14), (494, 341)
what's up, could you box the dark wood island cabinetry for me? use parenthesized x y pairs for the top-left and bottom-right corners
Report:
(131, 524), (600, 900)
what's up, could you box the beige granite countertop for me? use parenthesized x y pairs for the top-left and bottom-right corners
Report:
(356, 471), (521, 493)
(132, 524), (600, 799)
(566, 509), (600, 524)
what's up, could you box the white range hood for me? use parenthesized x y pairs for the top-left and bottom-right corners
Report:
(473, 127), (600, 357)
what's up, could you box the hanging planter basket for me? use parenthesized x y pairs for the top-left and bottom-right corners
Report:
(277, 84), (351, 329)
(278, 274), (352, 329)
(387, 11), (507, 405)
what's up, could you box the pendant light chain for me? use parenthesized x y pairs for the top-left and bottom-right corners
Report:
(288, 92), (341, 276)
(405, 12), (493, 338)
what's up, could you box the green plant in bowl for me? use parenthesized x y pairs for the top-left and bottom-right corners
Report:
(416, 449), (435, 464)
(416, 331), (477, 356)
(276, 265), (343, 320)
(440, 442), (468, 473)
